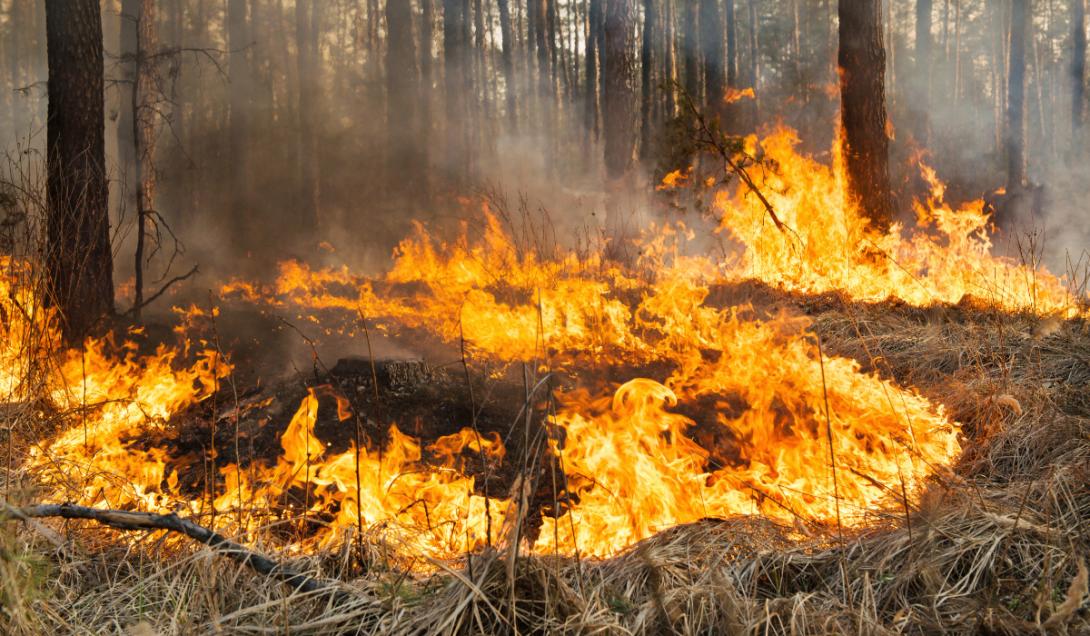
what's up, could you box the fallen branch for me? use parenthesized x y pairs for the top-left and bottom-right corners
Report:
(4, 502), (340, 597)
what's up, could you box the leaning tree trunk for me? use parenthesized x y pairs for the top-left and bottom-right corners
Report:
(45, 0), (114, 342)
(1007, 0), (1028, 191)
(838, 0), (895, 231)
(603, 0), (637, 179)
(1071, 0), (1086, 133)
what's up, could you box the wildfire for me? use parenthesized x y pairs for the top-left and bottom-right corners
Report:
(23, 123), (1079, 564)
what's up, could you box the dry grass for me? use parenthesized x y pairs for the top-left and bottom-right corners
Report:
(0, 293), (1087, 635)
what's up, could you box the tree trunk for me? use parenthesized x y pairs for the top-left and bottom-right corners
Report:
(915, 0), (933, 142)
(586, 0), (601, 138)
(682, 0), (700, 102)
(117, 0), (138, 212)
(132, 0), (158, 320)
(421, 0), (435, 168)
(640, 0), (655, 159)
(444, 0), (468, 179)
(498, 0), (517, 128)
(296, 0), (320, 229)
(747, 0), (759, 117)
(838, 0), (895, 230)
(1007, 0), (1028, 191)
(387, 0), (420, 195)
(726, 0), (737, 87)
(700, 0), (724, 114)
(228, 0), (250, 218)
(663, 0), (677, 118)
(603, 0), (637, 179)
(45, 0), (114, 342)
(1073, 0), (1086, 132)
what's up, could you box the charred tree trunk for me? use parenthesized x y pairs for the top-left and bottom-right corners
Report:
(387, 0), (420, 196)
(838, 0), (895, 230)
(603, 0), (637, 179)
(45, 0), (114, 342)
(683, 0), (700, 102)
(640, 0), (655, 159)
(700, 0), (724, 115)
(1073, 0), (1086, 132)
(1007, 0), (1028, 191)
(498, 0), (517, 128)
(915, 0), (933, 142)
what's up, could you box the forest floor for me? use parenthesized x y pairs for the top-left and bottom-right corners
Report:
(2, 283), (1090, 635)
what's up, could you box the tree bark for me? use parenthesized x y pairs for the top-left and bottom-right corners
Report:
(1073, 0), (1086, 132)
(45, 0), (114, 342)
(117, 0), (139, 212)
(700, 0), (724, 114)
(498, 0), (517, 128)
(131, 0), (158, 320)
(444, 0), (468, 178)
(603, 0), (637, 178)
(682, 0), (700, 102)
(726, 0), (737, 87)
(296, 0), (320, 229)
(915, 0), (933, 142)
(640, 0), (656, 159)
(838, 0), (895, 230)
(387, 0), (420, 195)
(586, 0), (602, 138)
(228, 0), (250, 218)
(1007, 0), (1028, 190)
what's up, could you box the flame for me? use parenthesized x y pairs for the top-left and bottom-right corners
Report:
(31, 122), (1086, 564)
(723, 87), (756, 104)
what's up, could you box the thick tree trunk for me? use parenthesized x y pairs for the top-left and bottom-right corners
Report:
(1007, 0), (1028, 191)
(45, 0), (114, 342)
(838, 0), (895, 230)
(700, 0), (724, 114)
(640, 0), (655, 159)
(603, 0), (637, 179)
(1073, 0), (1086, 132)
(387, 0), (420, 195)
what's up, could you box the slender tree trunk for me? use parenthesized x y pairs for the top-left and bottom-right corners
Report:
(603, 0), (637, 178)
(498, 0), (517, 128)
(747, 0), (759, 119)
(296, 0), (320, 229)
(953, 0), (961, 104)
(682, 0), (700, 102)
(387, 0), (420, 196)
(726, 0), (737, 87)
(421, 0), (435, 172)
(664, 0), (677, 118)
(1073, 0), (1086, 132)
(45, 0), (114, 342)
(586, 0), (601, 138)
(132, 0), (158, 320)
(228, 0), (250, 225)
(700, 0), (724, 115)
(118, 0), (139, 212)
(915, 0), (933, 142)
(640, 0), (656, 159)
(444, 0), (469, 179)
(1007, 0), (1029, 190)
(838, 0), (895, 230)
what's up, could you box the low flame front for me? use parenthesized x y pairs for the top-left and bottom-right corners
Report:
(15, 126), (1077, 562)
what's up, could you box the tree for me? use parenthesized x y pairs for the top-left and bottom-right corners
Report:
(838, 0), (895, 230)
(444, 0), (468, 179)
(1006, 0), (1028, 191)
(296, 0), (320, 227)
(639, 0), (655, 158)
(386, 0), (420, 194)
(117, 0), (139, 207)
(603, 0), (637, 178)
(45, 0), (114, 342)
(700, 0), (724, 114)
(227, 0), (250, 216)
(497, 0), (517, 128)
(726, 0), (738, 87)
(129, 0), (159, 319)
(683, 1), (700, 101)
(586, 0), (602, 138)
(1072, 0), (1086, 132)
(915, 0), (933, 142)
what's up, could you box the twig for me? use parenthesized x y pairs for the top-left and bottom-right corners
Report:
(121, 264), (198, 317)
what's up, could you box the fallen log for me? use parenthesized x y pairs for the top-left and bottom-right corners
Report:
(3, 502), (342, 597)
